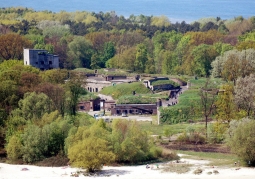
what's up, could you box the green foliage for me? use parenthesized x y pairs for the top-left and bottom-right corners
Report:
(117, 95), (157, 104)
(207, 123), (228, 144)
(68, 137), (115, 172)
(160, 77), (224, 124)
(40, 69), (68, 84)
(234, 74), (255, 117)
(151, 15), (171, 27)
(6, 135), (23, 161)
(21, 125), (46, 163)
(18, 92), (54, 120)
(42, 120), (71, 157)
(5, 114), (27, 142)
(100, 82), (152, 99)
(111, 119), (157, 163)
(73, 112), (95, 127)
(66, 121), (115, 172)
(42, 24), (70, 38)
(211, 49), (255, 83)
(64, 72), (86, 116)
(177, 125), (205, 144)
(226, 118), (255, 165)
(191, 44), (218, 77)
(0, 60), (23, 72)
(151, 80), (179, 87)
(135, 43), (148, 72)
(215, 83), (237, 124)
(160, 90), (201, 124)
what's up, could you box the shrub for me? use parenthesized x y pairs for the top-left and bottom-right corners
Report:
(22, 125), (46, 163)
(177, 126), (205, 144)
(226, 118), (255, 165)
(207, 123), (228, 144)
(6, 135), (23, 161)
(68, 137), (115, 172)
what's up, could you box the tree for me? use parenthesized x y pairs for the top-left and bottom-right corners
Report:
(191, 44), (218, 77)
(66, 121), (114, 172)
(226, 118), (255, 166)
(151, 15), (171, 27)
(68, 36), (93, 68)
(211, 49), (255, 83)
(6, 135), (23, 161)
(0, 80), (18, 123)
(64, 72), (86, 116)
(0, 33), (33, 60)
(215, 83), (237, 125)
(199, 79), (218, 139)
(36, 83), (66, 117)
(101, 41), (115, 67)
(111, 119), (156, 163)
(234, 74), (255, 117)
(40, 69), (68, 84)
(18, 92), (53, 120)
(42, 24), (70, 38)
(68, 136), (115, 172)
(18, 72), (41, 95)
(135, 43), (148, 72)
(21, 124), (47, 163)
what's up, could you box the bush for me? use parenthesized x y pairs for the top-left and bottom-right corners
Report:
(149, 146), (162, 158)
(22, 125), (46, 163)
(207, 123), (228, 144)
(177, 126), (205, 144)
(111, 119), (155, 163)
(226, 118), (255, 165)
(68, 137), (115, 172)
(6, 135), (23, 161)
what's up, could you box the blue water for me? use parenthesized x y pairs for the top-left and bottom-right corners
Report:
(0, 0), (254, 23)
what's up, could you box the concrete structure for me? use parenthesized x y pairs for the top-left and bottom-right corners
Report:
(110, 103), (158, 116)
(143, 77), (169, 89)
(86, 74), (136, 93)
(24, 48), (59, 70)
(78, 98), (115, 112)
(142, 77), (186, 92)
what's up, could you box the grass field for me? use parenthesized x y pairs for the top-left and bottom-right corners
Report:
(100, 82), (152, 99)
(177, 150), (240, 167)
(138, 121), (204, 136)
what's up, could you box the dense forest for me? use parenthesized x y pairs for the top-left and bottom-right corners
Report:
(1, 7), (255, 168)
(0, 7), (255, 76)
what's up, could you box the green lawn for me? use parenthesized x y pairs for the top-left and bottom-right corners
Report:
(100, 82), (152, 99)
(138, 121), (204, 136)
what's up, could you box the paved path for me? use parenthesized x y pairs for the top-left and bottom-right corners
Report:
(162, 85), (188, 107)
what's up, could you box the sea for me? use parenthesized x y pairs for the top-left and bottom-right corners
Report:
(0, 0), (254, 23)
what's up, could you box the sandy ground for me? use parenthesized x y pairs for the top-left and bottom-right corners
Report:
(0, 156), (254, 179)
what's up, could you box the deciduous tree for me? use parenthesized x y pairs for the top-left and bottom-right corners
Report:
(0, 33), (33, 60)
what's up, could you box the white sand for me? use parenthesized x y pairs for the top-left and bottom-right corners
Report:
(0, 158), (254, 179)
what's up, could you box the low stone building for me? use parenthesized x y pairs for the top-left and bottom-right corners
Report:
(86, 74), (136, 93)
(110, 103), (158, 116)
(78, 98), (115, 112)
